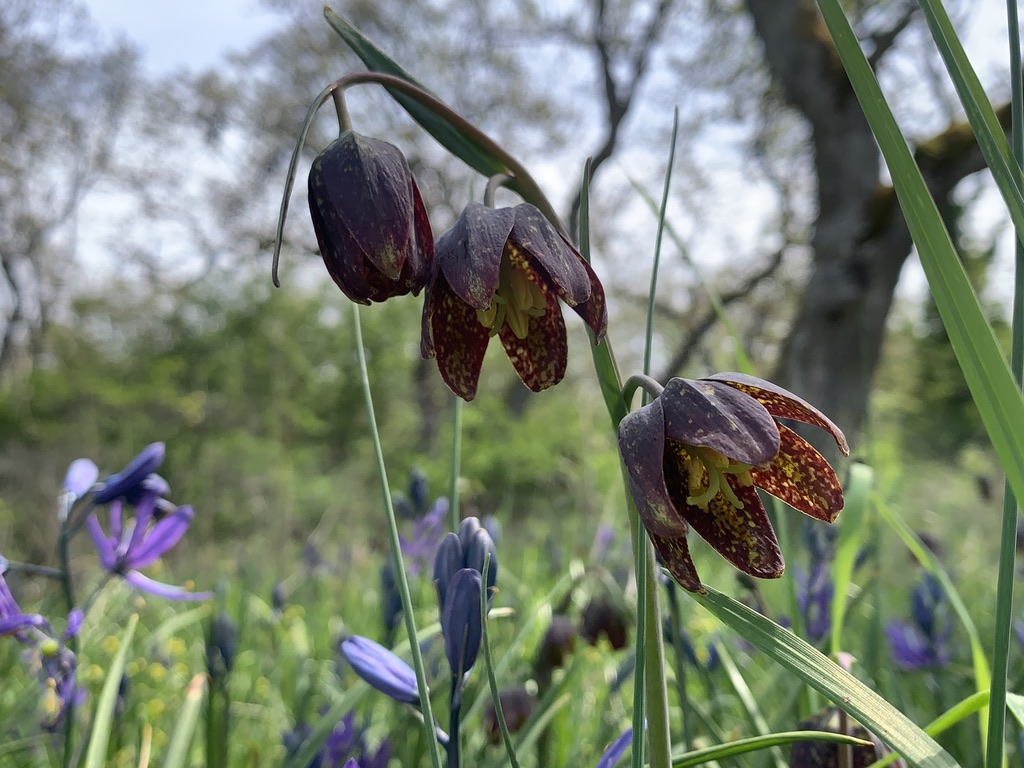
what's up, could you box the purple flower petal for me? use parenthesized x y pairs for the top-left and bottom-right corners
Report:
(124, 571), (212, 601)
(94, 443), (165, 504)
(441, 569), (483, 679)
(86, 513), (117, 571)
(340, 636), (419, 705)
(64, 459), (98, 497)
(596, 727), (633, 768)
(0, 613), (50, 636)
(126, 506), (194, 569)
(64, 609), (84, 640)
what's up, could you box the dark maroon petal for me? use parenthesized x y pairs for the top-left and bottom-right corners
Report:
(751, 424), (844, 523)
(311, 132), (415, 280)
(509, 205), (592, 306)
(568, 257), (608, 342)
(660, 378), (780, 465)
(427, 277), (491, 400)
(496, 295), (568, 393)
(647, 530), (704, 593)
(680, 480), (784, 580)
(407, 178), (435, 295)
(437, 203), (515, 309)
(309, 174), (374, 305)
(618, 400), (690, 538)
(704, 373), (849, 456)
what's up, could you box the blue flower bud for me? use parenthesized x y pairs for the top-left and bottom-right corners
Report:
(339, 636), (419, 706)
(596, 727), (633, 768)
(433, 533), (464, 611)
(441, 568), (482, 680)
(408, 467), (429, 515)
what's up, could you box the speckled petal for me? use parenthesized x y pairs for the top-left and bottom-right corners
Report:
(508, 205), (591, 305)
(661, 378), (780, 465)
(679, 474), (785, 580)
(437, 204), (515, 309)
(310, 189), (373, 304)
(751, 424), (844, 522)
(705, 373), (849, 455)
(425, 276), (491, 400)
(618, 400), (690, 538)
(497, 291), (567, 393)
(568, 257), (608, 342)
(647, 530), (704, 593)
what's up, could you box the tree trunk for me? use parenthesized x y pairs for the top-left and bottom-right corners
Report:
(748, 0), (1004, 461)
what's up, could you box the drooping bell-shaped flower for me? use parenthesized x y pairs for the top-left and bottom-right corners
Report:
(421, 203), (607, 400)
(618, 373), (848, 592)
(308, 131), (433, 304)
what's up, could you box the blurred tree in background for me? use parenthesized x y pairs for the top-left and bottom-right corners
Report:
(0, 0), (1012, 570)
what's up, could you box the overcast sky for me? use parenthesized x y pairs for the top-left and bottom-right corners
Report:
(82, 0), (285, 73)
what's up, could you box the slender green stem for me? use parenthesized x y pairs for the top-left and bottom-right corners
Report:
(480, 553), (522, 768)
(449, 395), (463, 531)
(57, 517), (77, 768)
(2, 561), (64, 579)
(665, 581), (693, 750)
(629, 505), (648, 768)
(986, 3), (1024, 763)
(350, 304), (444, 768)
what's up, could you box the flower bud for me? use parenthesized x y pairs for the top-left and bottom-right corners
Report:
(441, 568), (483, 679)
(308, 131), (433, 305)
(94, 443), (166, 504)
(340, 635), (419, 706)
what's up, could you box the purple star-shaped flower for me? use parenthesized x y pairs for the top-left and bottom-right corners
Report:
(87, 492), (211, 601)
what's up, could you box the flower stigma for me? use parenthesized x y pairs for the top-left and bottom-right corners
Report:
(476, 247), (547, 339)
(682, 445), (755, 510)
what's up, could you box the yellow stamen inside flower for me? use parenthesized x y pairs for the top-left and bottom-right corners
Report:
(476, 247), (548, 339)
(684, 446), (754, 510)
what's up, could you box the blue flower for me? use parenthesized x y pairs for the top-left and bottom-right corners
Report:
(433, 517), (497, 612)
(339, 635), (419, 705)
(87, 490), (211, 601)
(400, 497), (449, 576)
(284, 711), (390, 768)
(886, 573), (951, 670)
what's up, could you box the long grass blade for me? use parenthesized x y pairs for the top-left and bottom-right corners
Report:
(83, 614), (139, 768)
(693, 587), (959, 768)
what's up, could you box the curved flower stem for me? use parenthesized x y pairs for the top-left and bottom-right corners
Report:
(2, 560), (64, 579)
(622, 374), (665, 407)
(484, 174), (514, 207)
(272, 73), (565, 287)
(351, 304), (444, 768)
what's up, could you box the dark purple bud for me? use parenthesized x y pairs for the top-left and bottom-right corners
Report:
(910, 573), (944, 639)
(482, 687), (536, 744)
(441, 568), (483, 680)
(409, 468), (429, 514)
(433, 533), (464, 611)
(207, 612), (239, 680)
(340, 636), (419, 705)
(271, 583), (287, 613)
(380, 559), (403, 636)
(581, 598), (629, 651)
(463, 529), (498, 605)
(308, 131), (433, 305)
(481, 514), (502, 546)
(456, 517), (482, 552)
(94, 443), (165, 504)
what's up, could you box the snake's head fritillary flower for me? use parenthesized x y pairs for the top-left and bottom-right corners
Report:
(618, 373), (848, 593)
(308, 131), (433, 304)
(421, 203), (607, 400)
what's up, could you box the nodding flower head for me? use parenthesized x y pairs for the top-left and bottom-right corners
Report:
(421, 203), (607, 400)
(618, 373), (847, 593)
(308, 131), (433, 304)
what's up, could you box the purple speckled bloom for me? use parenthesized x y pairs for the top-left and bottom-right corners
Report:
(93, 443), (165, 504)
(87, 491), (211, 601)
(339, 635), (419, 705)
